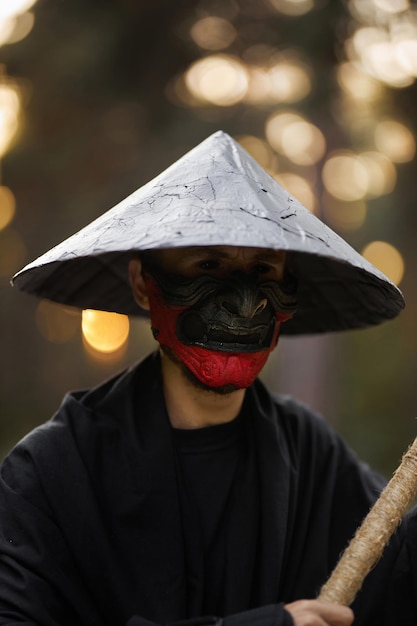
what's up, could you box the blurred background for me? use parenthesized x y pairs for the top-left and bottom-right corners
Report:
(0, 0), (416, 476)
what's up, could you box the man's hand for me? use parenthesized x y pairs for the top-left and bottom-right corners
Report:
(284, 599), (354, 626)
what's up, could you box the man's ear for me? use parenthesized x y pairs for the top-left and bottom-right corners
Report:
(128, 258), (150, 311)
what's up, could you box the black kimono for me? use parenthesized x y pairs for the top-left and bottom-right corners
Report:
(0, 352), (388, 625)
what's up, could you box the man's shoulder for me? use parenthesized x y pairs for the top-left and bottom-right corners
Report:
(1, 352), (160, 473)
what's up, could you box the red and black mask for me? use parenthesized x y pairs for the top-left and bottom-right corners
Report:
(142, 262), (297, 389)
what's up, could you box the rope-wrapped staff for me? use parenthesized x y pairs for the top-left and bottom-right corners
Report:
(318, 435), (417, 606)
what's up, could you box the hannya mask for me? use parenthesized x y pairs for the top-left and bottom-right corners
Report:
(142, 262), (297, 389)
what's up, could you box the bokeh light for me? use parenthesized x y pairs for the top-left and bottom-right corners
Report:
(36, 300), (80, 344)
(372, 0), (409, 12)
(244, 66), (272, 104)
(81, 309), (130, 354)
(0, 82), (21, 158)
(237, 134), (277, 171)
(0, 0), (37, 21)
(321, 193), (367, 232)
(361, 240), (405, 285)
(190, 17), (236, 51)
(273, 172), (316, 212)
(0, 185), (16, 230)
(322, 151), (369, 201)
(346, 5), (417, 89)
(357, 151), (397, 198)
(374, 119), (416, 163)
(267, 0), (315, 17)
(363, 38), (413, 88)
(336, 62), (383, 102)
(265, 111), (326, 165)
(394, 26), (417, 78)
(184, 54), (248, 106)
(241, 46), (312, 105)
(0, 12), (35, 46)
(267, 58), (311, 103)
(0, 18), (16, 46)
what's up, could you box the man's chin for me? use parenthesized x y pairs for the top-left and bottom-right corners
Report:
(160, 345), (242, 395)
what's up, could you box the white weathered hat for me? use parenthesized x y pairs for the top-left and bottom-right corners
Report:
(12, 130), (404, 334)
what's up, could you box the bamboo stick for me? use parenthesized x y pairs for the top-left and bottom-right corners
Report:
(318, 435), (417, 606)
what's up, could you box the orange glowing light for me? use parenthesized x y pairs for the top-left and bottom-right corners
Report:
(82, 310), (130, 354)
(361, 241), (405, 285)
(0, 185), (16, 230)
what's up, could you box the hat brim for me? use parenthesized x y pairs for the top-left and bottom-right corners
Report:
(12, 246), (404, 335)
(12, 131), (405, 334)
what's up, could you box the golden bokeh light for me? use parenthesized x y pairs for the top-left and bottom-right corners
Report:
(348, 26), (414, 88)
(280, 120), (325, 165)
(367, 41), (413, 87)
(190, 17), (236, 51)
(0, 185), (16, 230)
(336, 62), (383, 102)
(81, 309), (130, 354)
(267, 59), (311, 103)
(0, 227), (26, 278)
(273, 172), (316, 212)
(0, 11), (35, 46)
(0, 0), (37, 20)
(184, 55), (248, 106)
(267, 0), (314, 17)
(395, 36), (417, 77)
(245, 67), (272, 104)
(244, 50), (311, 105)
(358, 151), (397, 198)
(0, 18), (16, 46)
(351, 27), (387, 57)
(36, 300), (80, 344)
(237, 135), (275, 170)
(0, 82), (21, 158)
(265, 111), (302, 145)
(361, 240), (405, 285)
(265, 111), (326, 165)
(374, 119), (416, 163)
(322, 152), (369, 201)
(322, 193), (367, 232)
(372, 0), (410, 14)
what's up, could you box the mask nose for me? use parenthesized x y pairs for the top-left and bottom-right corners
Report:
(216, 279), (268, 319)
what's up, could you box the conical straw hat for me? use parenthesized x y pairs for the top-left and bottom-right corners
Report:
(12, 131), (404, 334)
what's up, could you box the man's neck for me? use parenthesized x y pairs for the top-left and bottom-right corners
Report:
(160, 351), (245, 429)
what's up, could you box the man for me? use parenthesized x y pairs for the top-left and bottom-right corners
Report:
(2, 132), (405, 626)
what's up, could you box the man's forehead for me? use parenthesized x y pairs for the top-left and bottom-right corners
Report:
(148, 246), (286, 261)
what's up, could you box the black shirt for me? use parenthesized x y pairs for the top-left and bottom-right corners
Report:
(173, 414), (247, 614)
